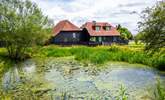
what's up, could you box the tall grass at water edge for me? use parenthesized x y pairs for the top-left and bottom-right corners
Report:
(35, 45), (165, 70)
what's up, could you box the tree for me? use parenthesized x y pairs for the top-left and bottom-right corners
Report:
(138, 1), (165, 51)
(134, 32), (144, 44)
(116, 24), (133, 40)
(0, 0), (53, 60)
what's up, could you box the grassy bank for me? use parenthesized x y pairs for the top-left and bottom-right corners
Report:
(30, 45), (165, 70)
(0, 45), (164, 70)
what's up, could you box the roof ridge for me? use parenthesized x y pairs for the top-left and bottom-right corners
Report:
(53, 20), (81, 36)
(61, 20), (68, 30)
(67, 20), (80, 29)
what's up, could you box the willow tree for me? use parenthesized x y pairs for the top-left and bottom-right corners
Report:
(0, 0), (52, 60)
(138, 1), (165, 51)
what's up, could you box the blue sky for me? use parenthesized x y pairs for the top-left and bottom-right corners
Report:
(31, 0), (159, 35)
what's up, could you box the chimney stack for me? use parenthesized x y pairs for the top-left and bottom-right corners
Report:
(92, 21), (96, 25)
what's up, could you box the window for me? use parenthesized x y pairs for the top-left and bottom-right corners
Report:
(90, 37), (96, 42)
(98, 37), (102, 42)
(73, 33), (76, 38)
(96, 37), (102, 42)
(102, 37), (106, 41)
(95, 26), (100, 31)
(104, 26), (111, 31)
(113, 37), (117, 42)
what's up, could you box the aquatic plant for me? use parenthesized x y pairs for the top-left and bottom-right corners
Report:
(0, 76), (53, 100)
(116, 85), (128, 100)
(153, 79), (165, 100)
(145, 78), (165, 100)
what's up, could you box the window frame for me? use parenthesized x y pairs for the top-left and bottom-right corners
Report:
(104, 26), (111, 31)
(73, 32), (76, 38)
(95, 26), (101, 31)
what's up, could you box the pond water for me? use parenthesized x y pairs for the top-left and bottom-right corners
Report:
(1, 57), (165, 100)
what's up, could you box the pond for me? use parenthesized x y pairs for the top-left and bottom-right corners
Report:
(1, 57), (165, 100)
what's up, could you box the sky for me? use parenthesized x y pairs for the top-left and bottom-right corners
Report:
(30, 0), (159, 35)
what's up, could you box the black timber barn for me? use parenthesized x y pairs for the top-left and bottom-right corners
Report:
(52, 20), (89, 45)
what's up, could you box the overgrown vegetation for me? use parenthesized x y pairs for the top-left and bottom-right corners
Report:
(29, 45), (165, 70)
(154, 79), (165, 100)
(0, 76), (54, 100)
(116, 85), (128, 100)
(147, 79), (165, 100)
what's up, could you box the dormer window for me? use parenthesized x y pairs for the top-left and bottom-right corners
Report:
(95, 26), (100, 31)
(104, 26), (111, 31)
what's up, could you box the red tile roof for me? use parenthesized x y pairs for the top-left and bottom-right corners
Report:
(81, 22), (120, 36)
(53, 20), (81, 36)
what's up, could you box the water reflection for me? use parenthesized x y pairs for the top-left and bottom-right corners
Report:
(3, 67), (20, 89)
(2, 60), (36, 89)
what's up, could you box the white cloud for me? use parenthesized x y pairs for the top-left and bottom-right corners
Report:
(30, 0), (158, 35)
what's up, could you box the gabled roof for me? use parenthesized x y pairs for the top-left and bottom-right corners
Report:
(81, 22), (120, 36)
(53, 20), (81, 36)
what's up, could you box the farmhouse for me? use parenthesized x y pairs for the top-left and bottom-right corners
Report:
(52, 20), (121, 45)
(81, 21), (120, 45)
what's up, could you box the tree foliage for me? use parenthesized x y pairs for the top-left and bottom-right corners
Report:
(134, 32), (144, 44)
(116, 24), (133, 40)
(0, 0), (53, 60)
(138, 1), (165, 50)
